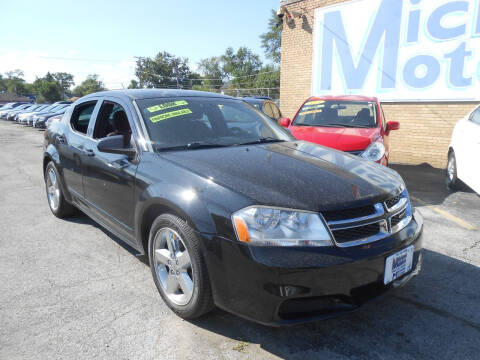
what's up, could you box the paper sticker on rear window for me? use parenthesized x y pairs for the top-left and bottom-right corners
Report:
(299, 109), (324, 116)
(305, 100), (325, 106)
(150, 108), (192, 123)
(147, 100), (189, 113)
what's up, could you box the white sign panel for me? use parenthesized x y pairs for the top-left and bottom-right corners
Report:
(312, 0), (480, 101)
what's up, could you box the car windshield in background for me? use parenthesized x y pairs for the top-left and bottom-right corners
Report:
(136, 97), (292, 151)
(294, 100), (377, 128)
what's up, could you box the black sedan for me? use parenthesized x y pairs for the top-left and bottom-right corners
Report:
(43, 89), (423, 326)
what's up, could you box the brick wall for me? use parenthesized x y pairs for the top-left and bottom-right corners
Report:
(280, 0), (479, 168)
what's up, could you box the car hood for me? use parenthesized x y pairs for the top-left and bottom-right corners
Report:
(160, 141), (403, 212)
(289, 126), (380, 152)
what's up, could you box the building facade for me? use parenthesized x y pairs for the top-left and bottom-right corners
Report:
(280, 0), (479, 168)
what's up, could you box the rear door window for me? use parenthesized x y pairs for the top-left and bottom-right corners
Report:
(70, 101), (97, 135)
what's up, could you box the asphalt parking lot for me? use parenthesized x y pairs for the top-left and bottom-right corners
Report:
(0, 120), (479, 360)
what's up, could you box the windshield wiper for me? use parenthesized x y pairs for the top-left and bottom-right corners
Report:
(155, 142), (230, 152)
(235, 137), (286, 146)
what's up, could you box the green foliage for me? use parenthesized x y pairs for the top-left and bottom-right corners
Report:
(254, 65), (280, 98)
(135, 52), (192, 89)
(73, 74), (105, 97)
(260, 9), (283, 64)
(33, 78), (63, 102)
(1, 70), (76, 102)
(221, 47), (263, 89)
(128, 79), (139, 89)
(197, 57), (225, 89)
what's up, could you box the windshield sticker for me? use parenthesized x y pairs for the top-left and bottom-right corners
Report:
(299, 109), (324, 116)
(305, 100), (325, 106)
(150, 108), (192, 123)
(147, 100), (189, 113)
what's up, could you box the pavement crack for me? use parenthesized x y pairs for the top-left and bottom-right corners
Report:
(391, 295), (480, 332)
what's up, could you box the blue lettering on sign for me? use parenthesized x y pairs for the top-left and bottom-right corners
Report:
(427, 1), (469, 40)
(404, 55), (440, 88)
(445, 42), (472, 86)
(315, 0), (479, 99)
(320, 0), (402, 90)
(407, 8), (421, 43)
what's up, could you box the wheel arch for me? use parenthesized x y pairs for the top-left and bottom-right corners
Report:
(136, 197), (213, 256)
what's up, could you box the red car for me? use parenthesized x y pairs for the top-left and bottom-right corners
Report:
(280, 95), (399, 166)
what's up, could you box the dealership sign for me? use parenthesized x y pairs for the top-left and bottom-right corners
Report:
(312, 0), (480, 101)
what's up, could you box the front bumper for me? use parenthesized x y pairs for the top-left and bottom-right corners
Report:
(202, 209), (423, 326)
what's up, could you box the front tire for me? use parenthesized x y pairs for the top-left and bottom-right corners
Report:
(148, 214), (214, 319)
(44, 161), (76, 218)
(446, 151), (461, 190)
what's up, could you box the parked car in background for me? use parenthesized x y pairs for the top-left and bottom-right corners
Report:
(0, 103), (33, 119)
(11, 104), (49, 121)
(43, 89), (423, 326)
(447, 105), (480, 194)
(16, 104), (52, 124)
(0, 102), (30, 111)
(25, 103), (70, 126)
(280, 96), (399, 166)
(33, 106), (70, 128)
(43, 114), (64, 129)
(242, 96), (283, 123)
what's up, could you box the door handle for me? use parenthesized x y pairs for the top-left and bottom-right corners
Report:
(84, 149), (95, 157)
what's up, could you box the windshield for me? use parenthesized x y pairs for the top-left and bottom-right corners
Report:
(293, 100), (377, 128)
(136, 97), (293, 151)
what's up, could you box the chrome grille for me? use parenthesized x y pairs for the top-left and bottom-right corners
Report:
(332, 223), (380, 243)
(322, 191), (411, 248)
(322, 205), (375, 222)
(385, 194), (401, 210)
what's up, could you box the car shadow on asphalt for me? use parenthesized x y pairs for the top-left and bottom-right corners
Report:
(391, 163), (475, 206)
(64, 214), (146, 262)
(187, 248), (480, 359)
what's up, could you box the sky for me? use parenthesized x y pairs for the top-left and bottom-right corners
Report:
(0, 0), (280, 89)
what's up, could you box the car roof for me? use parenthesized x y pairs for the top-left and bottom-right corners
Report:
(242, 98), (264, 104)
(81, 89), (237, 102)
(308, 95), (379, 102)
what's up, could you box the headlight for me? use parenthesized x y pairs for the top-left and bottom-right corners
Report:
(361, 141), (385, 162)
(232, 206), (333, 247)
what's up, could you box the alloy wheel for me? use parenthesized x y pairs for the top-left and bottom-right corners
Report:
(46, 168), (60, 212)
(153, 228), (194, 306)
(447, 156), (455, 181)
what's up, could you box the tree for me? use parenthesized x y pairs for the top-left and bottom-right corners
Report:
(3, 69), (28, 95)
(197, 57), (225, 89)
(260, 9), (283, 65)
(221, 47), (263, 89)
(0, 75), (7, 92)
(128, 79), (139, 89)
(73, 74), (105, 97)
(254, 64), (280, 99)
(135, 52), (192, 89)
(52, 72), (74, 98)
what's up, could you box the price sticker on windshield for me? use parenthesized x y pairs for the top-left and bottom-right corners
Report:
(150, 108), (192, 123)
(147, 100), (189, 113)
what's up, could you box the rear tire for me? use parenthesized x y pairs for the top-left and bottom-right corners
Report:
(44, 161), (76, 218)
(446, 151), (461, 190)
(148, 214), (214, 319)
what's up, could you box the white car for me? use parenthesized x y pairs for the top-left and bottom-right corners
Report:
(447, 105), (480, 194)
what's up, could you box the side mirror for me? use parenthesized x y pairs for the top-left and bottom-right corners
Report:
(97, 135), (136, 157)
(386, 121), (400, 133)
(280, 117), (291, 127)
